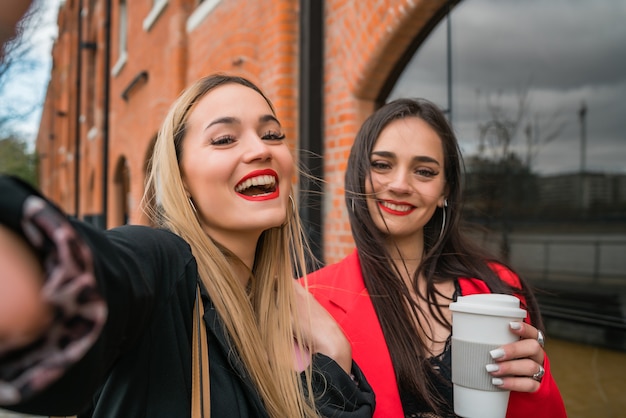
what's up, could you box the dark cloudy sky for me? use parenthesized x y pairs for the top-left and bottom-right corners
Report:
(389, 0), (626, 175)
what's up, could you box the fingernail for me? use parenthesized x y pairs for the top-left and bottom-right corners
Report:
(485, 364), (500, 372)
(490, 348), (505, 359)
(492, 378), (504, 386)
(509, 321), (522, 330)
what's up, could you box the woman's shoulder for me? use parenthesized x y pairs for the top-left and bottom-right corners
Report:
(306, 250), (360, 284)
(104, 225), (193, 257)
(107, 224), (186, 242)
(458, 261), (522, 295)
(486, 261), (522, 288)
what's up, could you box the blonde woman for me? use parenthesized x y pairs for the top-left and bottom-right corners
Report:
(0, 74), (375, 417)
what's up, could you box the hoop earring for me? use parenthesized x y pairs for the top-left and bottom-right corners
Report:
(189, 197), (198, 214)
(350, 198), (356, 213)
(439, 198), (448, 240)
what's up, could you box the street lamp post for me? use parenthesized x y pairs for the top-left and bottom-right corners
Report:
(579, 101), (587, 174)
(578, 101), (587, 213)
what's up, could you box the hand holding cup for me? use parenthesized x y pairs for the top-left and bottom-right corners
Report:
(449, 294), (527, 418)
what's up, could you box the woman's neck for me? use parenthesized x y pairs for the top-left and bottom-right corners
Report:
(204, 229), (259, 288)
(228, 258), (252, 288)
(385, 234), (424, 285)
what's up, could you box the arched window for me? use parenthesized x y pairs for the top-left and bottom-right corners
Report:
(113, 156), (130, 226)
(388, 0), (626, 351)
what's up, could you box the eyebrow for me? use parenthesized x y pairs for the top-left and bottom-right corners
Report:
(371, 150), (441, 166)
(205, 114), (281, 131)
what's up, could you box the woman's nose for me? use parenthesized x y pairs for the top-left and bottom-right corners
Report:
(243, 135), (272, 163)
(387, 169), (411, 194)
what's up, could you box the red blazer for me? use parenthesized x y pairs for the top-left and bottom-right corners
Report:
(304, 250), (567, 418)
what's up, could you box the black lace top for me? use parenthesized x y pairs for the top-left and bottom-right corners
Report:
(399, 336), (458, 418)
(399, 285), (461, 418)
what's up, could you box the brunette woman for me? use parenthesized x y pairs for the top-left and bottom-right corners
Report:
(304, 98), (565, 418)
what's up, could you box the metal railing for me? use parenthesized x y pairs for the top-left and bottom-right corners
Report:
(507, 236), (626, 285)
(472, 234), (626, 340)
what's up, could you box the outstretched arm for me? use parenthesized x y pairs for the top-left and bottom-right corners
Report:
(0, 224), (52, 352)
(0, 176), (108, 411)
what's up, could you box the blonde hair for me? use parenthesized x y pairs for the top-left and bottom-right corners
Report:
(143, 74), (318, 417)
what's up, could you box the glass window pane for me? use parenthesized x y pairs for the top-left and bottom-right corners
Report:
(389, 0), (626, 351)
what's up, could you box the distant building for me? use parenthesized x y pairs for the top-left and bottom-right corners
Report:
(37, 0), (626, 264)
(539, 172), (626, 213)
(39, 0), (461, 262)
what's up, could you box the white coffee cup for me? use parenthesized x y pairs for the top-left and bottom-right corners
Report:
(449, 293), (527, 418)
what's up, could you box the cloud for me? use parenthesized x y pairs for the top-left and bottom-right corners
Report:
(453, 0), (626, 89)
(389, 0), (626, 175)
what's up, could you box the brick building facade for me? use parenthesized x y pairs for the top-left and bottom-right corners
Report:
(37, 0), (448, 264)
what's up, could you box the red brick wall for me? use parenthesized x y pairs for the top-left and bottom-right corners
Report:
(38, 0), (449, 262)
(185, 0), (300, 157)
(38, 0), (299, 228)
(107, 0), (188, 225)
(37, 2), (78, 214)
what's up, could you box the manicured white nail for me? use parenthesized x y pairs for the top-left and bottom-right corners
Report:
(486, 364), (500, 372)
(490, 348), (505, 359)
(509, 321), (522, 330)
(492, 378), (504, 386)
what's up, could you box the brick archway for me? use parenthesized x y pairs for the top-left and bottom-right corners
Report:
(322, 0), (449, 262)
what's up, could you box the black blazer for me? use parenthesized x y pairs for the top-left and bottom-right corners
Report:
(0, 175), (374, 418)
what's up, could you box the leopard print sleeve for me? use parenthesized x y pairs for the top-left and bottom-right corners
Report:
(0, 194), (107, 405)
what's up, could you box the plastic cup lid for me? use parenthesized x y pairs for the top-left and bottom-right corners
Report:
(449, 293), (526, 318)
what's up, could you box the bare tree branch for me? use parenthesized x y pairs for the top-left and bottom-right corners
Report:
(0, 0), (46, 137)
(523, 109), (566, 168)
(476, 83), (563, 171)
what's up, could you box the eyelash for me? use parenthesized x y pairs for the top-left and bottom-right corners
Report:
(210, 131), (285, 146)
(262, 131), (286, 141)
(371, 161), (390, 170)
(210, 135), (235, 146)
(416, 168), (437, 177)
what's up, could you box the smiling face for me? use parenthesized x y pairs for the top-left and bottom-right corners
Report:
(365, 116), (447, 246)
(180, 82), (294, 253)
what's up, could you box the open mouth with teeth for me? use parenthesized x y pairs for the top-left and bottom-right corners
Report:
(235, 172), (280, 201)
